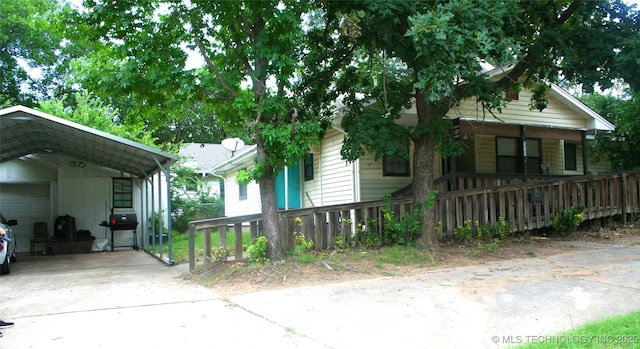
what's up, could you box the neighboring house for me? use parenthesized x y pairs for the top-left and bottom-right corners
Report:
(178, 143), (251, 199)
(212, 67), (615, 217)
(0, 106), (177, 260)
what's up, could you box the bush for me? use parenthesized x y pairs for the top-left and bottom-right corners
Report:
(247, 236), (269, 264)
(553, 205), (585, 236)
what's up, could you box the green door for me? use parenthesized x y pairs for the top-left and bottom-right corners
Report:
(276, 162), (301, 209)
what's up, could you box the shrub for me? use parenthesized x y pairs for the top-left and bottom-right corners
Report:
(496, 216), (512, 239)
(246, 236), (269, 264)
(553, 205), (585, 236)
(455, 220), (473, 241)
(293, 232), (313, 254)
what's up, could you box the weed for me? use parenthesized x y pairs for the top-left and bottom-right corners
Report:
(334, 237), (345, 249)
(496, 216), (512, 239)
(476, 239), (500, 252)
(297, 253), (315, 263)
(212, 247), (228, 262)
(477, 221), (492, 240)
(294, 231), (314, 254)
(246, 236), (269, 265)
(455, 220), (474, 241)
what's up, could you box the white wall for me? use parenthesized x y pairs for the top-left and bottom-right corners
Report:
(302, 129), (356, 207)
(223, 168), (262, 217)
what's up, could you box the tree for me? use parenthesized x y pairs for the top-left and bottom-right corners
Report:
(37, 90), (163, 149)
(0, 0), (70, 106)
(72, 1), (326, 260)
(582, 91), (640, 171)
(313, 0), (640, 249)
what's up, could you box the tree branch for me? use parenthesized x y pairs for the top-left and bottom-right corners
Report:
(193, 32), (239, 100)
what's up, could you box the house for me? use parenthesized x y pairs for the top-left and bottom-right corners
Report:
(211, 69), (615, 217)
(0, 106), (178, 262)
(178, 143), (252, 199)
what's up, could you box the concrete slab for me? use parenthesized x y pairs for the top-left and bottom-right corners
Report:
(1, 243), (639, 348)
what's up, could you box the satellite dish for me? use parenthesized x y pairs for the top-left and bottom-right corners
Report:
(221, 137), (245, 156)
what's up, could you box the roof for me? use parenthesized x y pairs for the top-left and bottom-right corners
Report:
(548, 84), (615, 131)
(179, 143), (252, 174)
(0, 105), (178, 178)
(210, 144), (258, 173)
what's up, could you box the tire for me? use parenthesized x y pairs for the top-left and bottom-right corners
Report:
(0, 257), (9, 275)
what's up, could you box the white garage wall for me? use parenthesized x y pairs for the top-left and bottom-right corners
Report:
(0, 183), (51, 254)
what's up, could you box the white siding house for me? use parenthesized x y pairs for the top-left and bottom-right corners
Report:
(211, 78), (614, 217)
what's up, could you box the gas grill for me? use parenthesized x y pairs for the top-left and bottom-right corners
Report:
(99, 213), (139, 251)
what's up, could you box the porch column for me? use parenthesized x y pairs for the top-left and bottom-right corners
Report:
(451, 118), (460, 191)
(520, 125), (527, 182)
(582, 130), (589, 175)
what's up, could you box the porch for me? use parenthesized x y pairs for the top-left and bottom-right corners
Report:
(188, 172), (640, 270)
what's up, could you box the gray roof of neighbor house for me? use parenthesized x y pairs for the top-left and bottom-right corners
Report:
(0, 105), (178, 178)
(179, 143), (252, 174)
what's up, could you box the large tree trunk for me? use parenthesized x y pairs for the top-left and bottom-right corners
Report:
(413, 92), (439, 250)
(256, 146), (285, 261)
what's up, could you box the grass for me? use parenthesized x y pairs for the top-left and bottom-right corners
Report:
(514, 311), (640, 348)
(151, 231), (252, 264)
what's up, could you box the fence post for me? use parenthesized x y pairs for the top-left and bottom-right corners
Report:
(341, 210), (351, 246)
(203, 228), (212, 263)
(219, 225), (227, 261)
(234, 223), (243, 260)
(314, 212), (324, 250)
(188, 223), (195, 271)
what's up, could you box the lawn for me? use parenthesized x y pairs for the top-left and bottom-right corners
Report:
(150, 231), (252, 264)
(514, 311), (640, 348)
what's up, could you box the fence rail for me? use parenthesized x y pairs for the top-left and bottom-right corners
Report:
(189, 172), (640, 270)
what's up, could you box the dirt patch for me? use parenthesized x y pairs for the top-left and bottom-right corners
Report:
(188, 225), (640, 297)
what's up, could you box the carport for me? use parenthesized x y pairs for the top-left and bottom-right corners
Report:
(0, 105), (179, 264)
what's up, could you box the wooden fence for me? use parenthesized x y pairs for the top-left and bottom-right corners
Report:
(188, 172), (640, 270)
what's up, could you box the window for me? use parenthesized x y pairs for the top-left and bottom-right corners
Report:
(383, 154), (410, 177)
(113, 178), (133, 208)
(239, 183), (247, 200)
(565, 143), (577, 171)
(525, 139), (542, 174)
(506, 91), (519, 100)
(304, 154), (314, 181)
(496, 137), (519, 173)
(496, 137), (542, 174)
(185, 175), (199, 192)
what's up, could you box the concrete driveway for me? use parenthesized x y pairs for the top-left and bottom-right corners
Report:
(1, 242), (639, 348)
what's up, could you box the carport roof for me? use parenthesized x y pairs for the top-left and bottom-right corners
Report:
(0, 105), (178, 178)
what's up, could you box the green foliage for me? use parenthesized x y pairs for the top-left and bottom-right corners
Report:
(356, 220), (381, 248)
(246, 236), (269, 265)
(454, 220), (474, 241)
(381, 191), (437, 246)
(496, 216), (512, 239)
(293, 232), (314, 255)
(0, 0), (67, 106)
(212, 247), (228, 262)
(582, 92), (640, 171)
(38, 91), (163, 149)
(334, 237), (345, 250)
(454, 217), (512, 253)
(170, 161), (224, 233)
(476, 239), (500, 253)
(553, 205), (585, 237)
